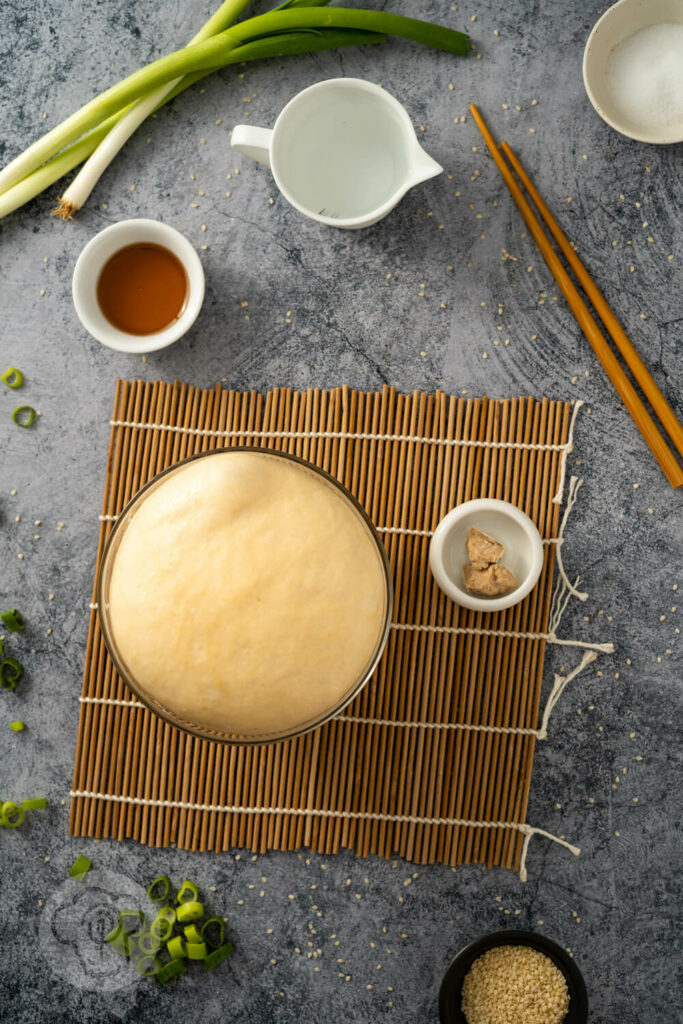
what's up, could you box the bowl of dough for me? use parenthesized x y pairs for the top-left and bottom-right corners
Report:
(97, 448), (393, 744)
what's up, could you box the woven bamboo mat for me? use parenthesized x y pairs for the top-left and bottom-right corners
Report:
(70, 380), (574, 871)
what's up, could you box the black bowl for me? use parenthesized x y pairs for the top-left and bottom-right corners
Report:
(439, 929), (588, 1024)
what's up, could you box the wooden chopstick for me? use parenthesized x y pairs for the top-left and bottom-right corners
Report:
(469, 103), (683, 489)
(500, 140), (683, 461)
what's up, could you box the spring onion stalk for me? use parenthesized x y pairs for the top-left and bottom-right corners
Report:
(158, 958), (187, 984)
(203, 942), (235, 970)
(54, 0), (255, 219)
(21, 797), (47, 810)
(0, 7), (467, 214)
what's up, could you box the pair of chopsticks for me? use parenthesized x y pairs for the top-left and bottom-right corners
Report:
(469, 104), (683, 489)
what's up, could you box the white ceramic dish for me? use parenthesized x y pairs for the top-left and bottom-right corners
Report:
(429, 499), (544, 613)
(583, 0), (683, 144)
(72, 219), (205, 353)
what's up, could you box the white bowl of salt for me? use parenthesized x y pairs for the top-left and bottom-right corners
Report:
(583, 0), (683, 144)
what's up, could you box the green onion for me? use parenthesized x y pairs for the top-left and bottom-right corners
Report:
(150, 905), (176, 942)
(1, 368), (23, 389)
(138, 931), (162, 956)
(21, 797), (47, 810)
(119, 910), (146, 936)
(166, 935), (187, 960)
(69, 854), (92, 881)
(183, 924), (203, 944)
(200, 917), (226, 949)
(1, 609), (24, 632)
(157, 958), (187, 984)
(12, 406), (35, 428)
(137, 955), (163, 976)
(106, 928), (133, 957)
(176, 880), (200, 904)
(1, 658), (23, 690)
(0, 3), (467, 219)
(1, 801), (26, 829)
(147, 875), (171, 902)
(186, 941), (208, 960)
(176, 901), (204, 923)
(203, 942), (235, 970)
(10, 720), (25, 732)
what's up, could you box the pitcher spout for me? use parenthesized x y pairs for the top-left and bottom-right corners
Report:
(407, 145), (443, 186)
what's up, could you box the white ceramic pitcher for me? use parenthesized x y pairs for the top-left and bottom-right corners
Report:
(231, 78), (443, 229)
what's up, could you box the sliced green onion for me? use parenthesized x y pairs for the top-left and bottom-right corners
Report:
(1, 801), (26, 829)
(186, 941), (208, 960)
(1, 367), (23, 389)
(183, 924), (202, 944)
(150, 905), (176, 942)
(147, 874), (171, 902)
(119, 909), (146, 936)
(1, 608), (25, 632)
(137, 931), (162, 956)
(166, 935), (187, 960)
(10, 720), (25, 733)
(176, 880), (199, 904)
(106, 928), (133, 957)
(157, 958), (187, 984)
(203, 942), (235, 971)
(176, 900), (204, 923)
(21, 797), (47, 810)
(136, 955), (163, 977)
(69, 854), (92, 881)
(12, 406), (35, 428)
(1, 658), (23, 690)
(200, 917), (226, 949)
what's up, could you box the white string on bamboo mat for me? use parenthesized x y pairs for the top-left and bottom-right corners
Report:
(68, 788), (579, 882)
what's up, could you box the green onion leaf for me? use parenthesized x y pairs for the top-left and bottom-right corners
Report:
(147, 874), (171, 902)
(176, 900), (204, 923)
(203, 942), (235, 971)
(10, 720), (25, 733)
(12, 406), (35, 428)
(1, 658), (23, 690)
(200, 916), (226, 949)
(1, 367), (23, 389)
(69, 854), (92, 881)
(21, 797), (47, 810)
(1, 608), (25, 632)
(176, 880), (199, 904)
(157, 958), (187, 984)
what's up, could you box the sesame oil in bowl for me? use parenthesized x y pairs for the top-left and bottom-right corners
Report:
(96, 242), (188, 335)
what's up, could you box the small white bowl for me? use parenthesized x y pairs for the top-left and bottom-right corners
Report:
(429, 499), (544, 613)
(583, 0), (683, 144)
(72, 219), (205, 353)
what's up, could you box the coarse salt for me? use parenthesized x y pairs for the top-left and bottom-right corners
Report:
(605, 23), (683, 129)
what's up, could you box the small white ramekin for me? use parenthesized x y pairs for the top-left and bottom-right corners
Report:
(429, 499), (544, 613)
(583, 0), (683, 145)
(72, 219), (205, 353)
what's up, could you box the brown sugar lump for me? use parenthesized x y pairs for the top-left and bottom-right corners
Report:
(461, 944), (570, 1024)
(466, 527), (505, 569)
(462, 562), (519, 597)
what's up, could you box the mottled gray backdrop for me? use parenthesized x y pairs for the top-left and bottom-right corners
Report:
(0, 1), (681, 1022)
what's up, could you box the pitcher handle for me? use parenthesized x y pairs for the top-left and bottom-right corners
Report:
(231, 125), (273, 167)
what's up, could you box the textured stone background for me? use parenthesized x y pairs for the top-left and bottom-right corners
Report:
(0, 1), (681, 1022)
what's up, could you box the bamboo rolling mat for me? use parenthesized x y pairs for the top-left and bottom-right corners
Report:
(71, 380), (574, 871)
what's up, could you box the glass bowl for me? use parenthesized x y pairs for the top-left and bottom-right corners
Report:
(97, 447), (393, 745)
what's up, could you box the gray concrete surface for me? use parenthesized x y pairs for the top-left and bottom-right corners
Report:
(0, 1), (681, 1022)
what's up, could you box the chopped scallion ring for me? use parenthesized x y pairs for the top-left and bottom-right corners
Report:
(12, 405), (36, 428)
(147, 874), (171, 902)
(183, 924), (202, 944)
(186, 941), (208, 960)
(21, 797), (47, 810)
(150, 905), (176, 942)
(137, 931), (161, 956)
(119, 909), (146, 936)
(136, 955), (162, 977)
(1, 801), (26, 828)
(200, 917), (226, 950)
(203, 942), (235, 971)
(10, 720), (25, 732)
(106, 928), (133, 957)
(176, 900), (204, 923)
(69, 854), (92, 881)
(1, 608), (25, 632)
(0, 657), (23, 690)
(1, 367), (23, 389)
(166, 935), (187, 960)
(176, 880), (199, 904)
(157, 958), (187, 984)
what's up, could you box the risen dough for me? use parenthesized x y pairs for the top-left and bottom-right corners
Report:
(107, 451), (388, 737)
